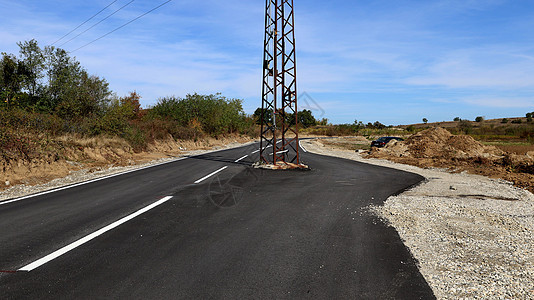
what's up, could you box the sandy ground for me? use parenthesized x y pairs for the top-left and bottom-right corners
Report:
(301, 138), (534, 299)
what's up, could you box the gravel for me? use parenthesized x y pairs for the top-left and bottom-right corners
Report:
(301, 139), (534, 299)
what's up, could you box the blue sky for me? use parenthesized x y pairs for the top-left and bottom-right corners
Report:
(1, 0), (533, 125)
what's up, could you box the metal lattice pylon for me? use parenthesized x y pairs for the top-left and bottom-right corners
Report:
(260, 0), (299, 166)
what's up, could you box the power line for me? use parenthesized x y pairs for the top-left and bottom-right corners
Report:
(52, 0), (119, 45)
(70, 0), (173, 53)
(59, 0), (135, 48)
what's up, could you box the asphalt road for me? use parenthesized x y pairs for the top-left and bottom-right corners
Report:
(0, 142), (435, 299)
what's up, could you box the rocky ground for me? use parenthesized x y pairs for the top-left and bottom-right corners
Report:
(301, 138), (534, 299)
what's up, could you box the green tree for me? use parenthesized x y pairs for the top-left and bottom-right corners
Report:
(454, 117), (461, 121)
(422, 118), (428, 124)
(0, 53), (26, 107)
(475, 116), (484, 122)
(17, 39), (45, 98)
(501, 118), (509, 124)
(297, 109), (316, 128)
(253, 107), (273, 125)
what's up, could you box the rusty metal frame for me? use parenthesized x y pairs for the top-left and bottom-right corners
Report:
(260, 0), (299, 165)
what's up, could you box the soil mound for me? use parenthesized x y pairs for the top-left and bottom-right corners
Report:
(369, 127), (504, 160)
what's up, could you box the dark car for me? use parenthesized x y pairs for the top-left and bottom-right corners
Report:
(370, 136), (404, 148)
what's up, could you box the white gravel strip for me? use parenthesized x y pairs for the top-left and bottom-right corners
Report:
(302, 139), (534, 299)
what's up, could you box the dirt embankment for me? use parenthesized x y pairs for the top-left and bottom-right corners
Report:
(361, 127), (534, 192)
(0, 134), (255, 191)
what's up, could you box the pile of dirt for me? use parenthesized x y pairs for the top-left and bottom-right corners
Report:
(363, 127), (534, 192)
(369, 127), (504, 160)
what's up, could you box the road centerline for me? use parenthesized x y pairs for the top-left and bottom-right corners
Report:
(235, 155), (248, 162)
(17, 196), (174, 272)
(194, 166), (228, 184)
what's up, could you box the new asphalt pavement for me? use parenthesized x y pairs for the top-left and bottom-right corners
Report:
(0, 142), (435, 299)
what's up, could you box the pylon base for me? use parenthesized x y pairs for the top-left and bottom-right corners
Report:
(253, 162), (309, 170)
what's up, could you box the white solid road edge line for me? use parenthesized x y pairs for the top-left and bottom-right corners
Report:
(18, 196), (174, 272)
(299, 140), (308, 152)
(235, 155), (248, 162)
(0, 157), (187, 207)
(194, 166), (228, 184)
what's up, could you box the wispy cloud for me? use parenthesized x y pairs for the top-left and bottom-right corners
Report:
(405, 46), (534, 88)
(1, 0), (533, 123)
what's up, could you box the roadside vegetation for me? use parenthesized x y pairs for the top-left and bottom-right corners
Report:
(1, 40), (257, 164)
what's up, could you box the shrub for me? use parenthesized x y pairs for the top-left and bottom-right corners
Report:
(149, 93), (249, 136)
(475, 116), (484, 122)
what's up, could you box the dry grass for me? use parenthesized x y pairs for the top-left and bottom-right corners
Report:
(494, 144), (534, 155)
(55, 134), (130, 148)
(319, 137), (371, 151)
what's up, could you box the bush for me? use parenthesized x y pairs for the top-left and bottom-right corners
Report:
(475, 116), (484, 122)
(459, 120), (473, 134)
(149, 93), (249, 136)
(501, 118), (509, 124)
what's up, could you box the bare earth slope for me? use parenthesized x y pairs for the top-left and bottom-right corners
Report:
(0, 136), (254, 200)
(301, 138), (534, 299)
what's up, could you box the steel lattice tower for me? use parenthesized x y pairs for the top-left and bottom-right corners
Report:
(259, 0), (299, 166)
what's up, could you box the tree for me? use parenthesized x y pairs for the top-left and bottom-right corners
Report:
(454, 117), (461, 122)
(17, 39), (45, 98)
(501, 118), (509, 124)
(373, 121), (386, 129)
(527, 113), (533, 123)
(475, 116), (484, 122)
(253, 107), (273, 125)
(422, 118), (428, 124)
(119, 91), (142, 119)
(297, 109), (316, 128)
(0, 53), (25, 107)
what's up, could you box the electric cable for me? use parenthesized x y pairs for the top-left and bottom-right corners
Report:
(52, 0), (119, 45)
(70, 0), (172, 53)
(59, 0), (135, 48)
